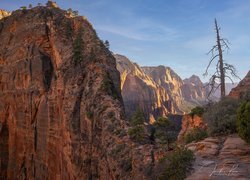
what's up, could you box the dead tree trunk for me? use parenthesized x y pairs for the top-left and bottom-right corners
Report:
(204, 18), (240, 100)
(215, 19), (226, 98)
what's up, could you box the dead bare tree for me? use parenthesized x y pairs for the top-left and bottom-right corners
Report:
(204, 18), (240, 99)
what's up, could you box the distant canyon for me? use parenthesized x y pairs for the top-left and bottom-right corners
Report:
(115, 54), (237, 122)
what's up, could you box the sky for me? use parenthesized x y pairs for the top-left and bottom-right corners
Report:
(1, 0), (250, 82)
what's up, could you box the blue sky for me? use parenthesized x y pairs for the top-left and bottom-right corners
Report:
(1, 0), (250, 82)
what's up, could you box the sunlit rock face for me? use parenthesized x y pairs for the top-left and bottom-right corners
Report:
(116, 54), (209, 122)
(0, 5), (156, 180)
(229, 71), (250, 98)
(116, 54), (173, 122)
(177, 114), (206, 142)
(182, 75), (207, 104)
(0, 9), (11, 20)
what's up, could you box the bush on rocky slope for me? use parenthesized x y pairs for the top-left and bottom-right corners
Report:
(203, 97), (239, 136)
(184, 127), (208, 144)
(237, 101), (250, 143)
(152, 117), (177, 149)
(189, 106), (204, 118)
(128, 109), (146, 142)
(158, 147), (194, 180)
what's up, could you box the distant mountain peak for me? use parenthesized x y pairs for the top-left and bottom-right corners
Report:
(184, 75), (203, 86)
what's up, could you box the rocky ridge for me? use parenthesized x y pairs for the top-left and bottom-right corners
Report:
(229, 70), (250, 98)
(177, 114), (206, 142)
(0, 5), (155, 179)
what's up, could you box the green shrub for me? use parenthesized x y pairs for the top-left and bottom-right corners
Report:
(128, 109), (146, 142)
(121, 158), (132, 172)
(101, 73), (119, 99)
(239, 90), (250, 101)
(237, 101), (250, 143)
(203, 97), (239, 136)
(128, 125), (145, 141)
(86, 111), (93, 119)
(189, 106), (204, 117)
(153, 117), (177, 149)
(159, 147), (194, 180)
(73, 28), (84, 65)
(130, 109), (144, 126)
(184, 127), (208, 144)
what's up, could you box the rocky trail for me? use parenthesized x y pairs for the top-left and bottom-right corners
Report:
(186, 134), (250, 180)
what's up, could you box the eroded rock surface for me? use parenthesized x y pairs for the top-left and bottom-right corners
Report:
(177, 114), (206, 142)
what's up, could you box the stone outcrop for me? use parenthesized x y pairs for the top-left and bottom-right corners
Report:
(177, 114), (206, 142)
(186, 134), (250, 179)
(0, 5), (154, 179)
(229, 70), (250, 99)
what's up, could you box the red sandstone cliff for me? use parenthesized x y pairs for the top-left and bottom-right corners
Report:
(0, 5), (154, 179)
(177, 114), (206, 142)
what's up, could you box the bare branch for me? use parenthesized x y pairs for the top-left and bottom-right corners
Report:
(223, 63), (241, 80)
(206, 74), (221, 98)
(207, 45), (218, 55)
(204, 54), (219, 76)
(225, 75), (234, 84)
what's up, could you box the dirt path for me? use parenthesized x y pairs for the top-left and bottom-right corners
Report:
(186, 134), (250, 180)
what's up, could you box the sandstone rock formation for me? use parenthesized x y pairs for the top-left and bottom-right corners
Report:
(229, 70), (250, 99)
(116, 54), (173, 123)
(142, 66), (189, 113)
(0, 5), (154, 179)
(177, 114), (206, 142)
(182, 75), (206, 103)
(186, 134), (250, 179)
(0, 9), (11, 20)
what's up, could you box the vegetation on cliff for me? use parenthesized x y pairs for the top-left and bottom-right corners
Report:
(189, 106), (204, 118)
(203, 97), (239, 136)
(184, 127), (208, 144)
(158, 148), (194, 180)
(73, 28), (84, 65)
(128, 109), (146, 142)
(152, 117), (177, 150)
(237, 101), (250, 143)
